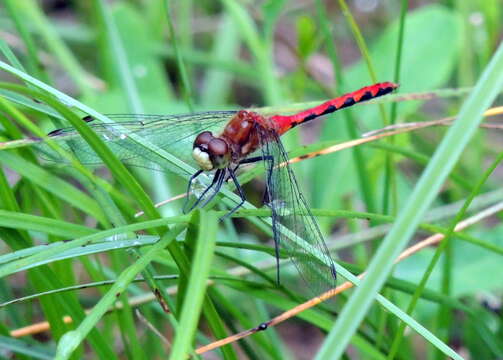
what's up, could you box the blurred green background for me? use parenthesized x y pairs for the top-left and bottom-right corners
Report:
(0, 0), (502, 359)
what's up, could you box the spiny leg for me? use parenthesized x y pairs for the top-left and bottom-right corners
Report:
(236, 155), (274, 204)
(239, 156), (268, 165)
(220, 168), (247, 220)
(183, 169), (221, 213)
(223, 156), (270, 218)
(258, 155), (274, 205)
(227, 154), (282, 284)
(231, 153), (283, 284)
(234, 154), (280, 280)
(199, 168), (226, 208)
(262, 154), (281, 285)
(183, 169), (203, 213)
(231, 156), (266, 173)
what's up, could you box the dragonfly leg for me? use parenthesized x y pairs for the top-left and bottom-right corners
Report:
(183, 169), (203, 213)
(231, 154), (282, 285)
(183, 169), (222, 213)
(221, 156), (268, 216)
(220, 168), (246, 220)
(231, 156), (266, 174)
(260, 155), (274, 205)
(199, 169), (226, 208)
(262, 155), (281, 285)
(331, 263), (337, 280)
(237, 155), (274, 204)
(233, 150), (280, 283)
(239, 156), (267, 165)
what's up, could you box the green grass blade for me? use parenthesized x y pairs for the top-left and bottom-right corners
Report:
(93, 0), (144, 113)
(0, 216), (187, 279)
(169, 211), (218, 359)
(200, 15), (240, 106)
(0, 334), (55, 359)
(3, 0), (47, 79)
(54, 226), (184, 360)
(0, 152), (105, 222)
(221, 0), (281, 105)
(165, 0), (194, 111)
(17, 0), (92, 97)
(0, 210), (95, 238)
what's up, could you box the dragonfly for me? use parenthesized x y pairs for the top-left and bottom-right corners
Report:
(1, 82), (398, 297)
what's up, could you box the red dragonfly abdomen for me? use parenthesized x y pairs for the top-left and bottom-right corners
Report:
(270, 82), (398, 135)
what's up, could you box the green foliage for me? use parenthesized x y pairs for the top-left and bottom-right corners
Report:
(0, 1), (502, 359)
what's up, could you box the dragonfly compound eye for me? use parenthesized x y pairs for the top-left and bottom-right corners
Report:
(192, 132), (230, 171)
(208, 138), (230, 169)
(193, 131), (214, 149)
(193, 131), (215, 171)
(192, 136), (230, 171)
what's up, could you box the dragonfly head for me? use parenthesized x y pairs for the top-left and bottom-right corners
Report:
(192, 131), (231, 171)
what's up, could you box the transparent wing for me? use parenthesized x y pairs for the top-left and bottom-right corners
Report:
(258, 124), (337, 297)
(35, 111), (237, 175)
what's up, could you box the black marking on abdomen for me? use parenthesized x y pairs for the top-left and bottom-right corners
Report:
(376, 86), (393, 96)
(321, 104), (337, 115)
(301, 104), (336, 124)
(302, 113), (317, 122)
(359, 91), (373, 101)
(341, 97), (356, 108)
